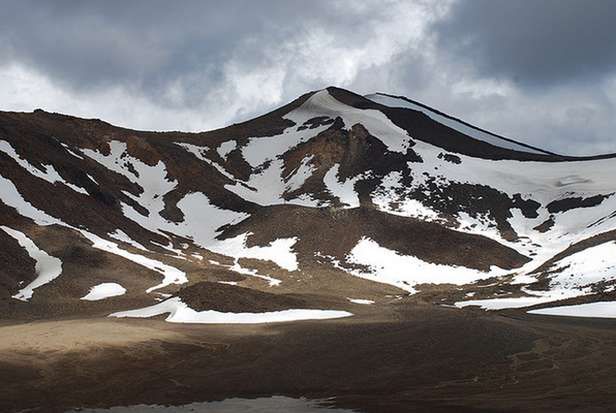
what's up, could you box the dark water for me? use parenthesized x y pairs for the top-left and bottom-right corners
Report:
(66, 396), (356, 412)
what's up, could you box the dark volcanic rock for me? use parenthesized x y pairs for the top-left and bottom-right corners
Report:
(546, 194), (613, 213)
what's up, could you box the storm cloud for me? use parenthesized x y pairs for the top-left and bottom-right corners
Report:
(436, 0), (616, 88)
(0, 0), (615, 155)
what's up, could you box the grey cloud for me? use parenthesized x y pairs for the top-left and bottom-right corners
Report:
(1, 0), (615, 156)
(434, 0), (616, 88)
(0, 1), (308, 106)
(0, 0), (381, 100)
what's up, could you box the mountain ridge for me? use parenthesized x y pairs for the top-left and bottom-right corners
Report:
(5, 86), (616, 159)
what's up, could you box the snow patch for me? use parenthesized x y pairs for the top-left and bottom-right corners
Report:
(79, 230), (187, 293)
(177, 143), (237, 181)
(347, 298), (375, 305)
(0, 175), (64, 225)
(323, 164), (360, 208)
(217, 140), (237, 159)
(528, 301), (616, 318)
(81, 283), (127, 301)
(343, 237), (506, 293)
(0, 172), (186, 295)
(83, 141), (178, 233)
(108, 229), (148, 251)
(1, 226), (63, 301)
(228, 259), (282, 287)
(61, 142), (85, 160)
(285, 155), (316, 192)
(110, 297), (352, 324)
(0, 140), (88, 194)
(225, 159), (321, 207)
(212, 234), (299, 272)
(455, 288), (585, 310)
(372, 171), (439, 220)
(510, 274), (539, 285)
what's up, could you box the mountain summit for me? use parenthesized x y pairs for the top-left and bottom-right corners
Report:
(1, 87), (615, 321)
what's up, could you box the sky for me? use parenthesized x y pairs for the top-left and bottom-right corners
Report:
(1, 0), (615, 156)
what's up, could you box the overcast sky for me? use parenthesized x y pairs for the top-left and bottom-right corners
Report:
(1, 0), (615, 155)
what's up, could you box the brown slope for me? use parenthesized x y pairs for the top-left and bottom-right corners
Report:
(218, 205), (529, 272)
(177, 281), (310, 312)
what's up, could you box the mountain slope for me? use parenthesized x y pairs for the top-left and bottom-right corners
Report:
(1, 86), (615, 321)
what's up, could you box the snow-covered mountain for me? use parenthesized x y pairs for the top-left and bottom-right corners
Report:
(2, 87), (615, 321)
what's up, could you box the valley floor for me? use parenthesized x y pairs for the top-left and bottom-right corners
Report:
(1, 303), (616, 413)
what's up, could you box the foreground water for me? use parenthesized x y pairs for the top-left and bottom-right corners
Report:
(66, 396), (356, 412)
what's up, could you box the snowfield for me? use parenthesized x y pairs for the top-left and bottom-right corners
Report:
(304, 90), (413, 153)
(543, 241), (616, 290)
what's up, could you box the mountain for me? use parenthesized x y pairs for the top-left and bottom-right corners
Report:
(1, 86), (616, 322)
